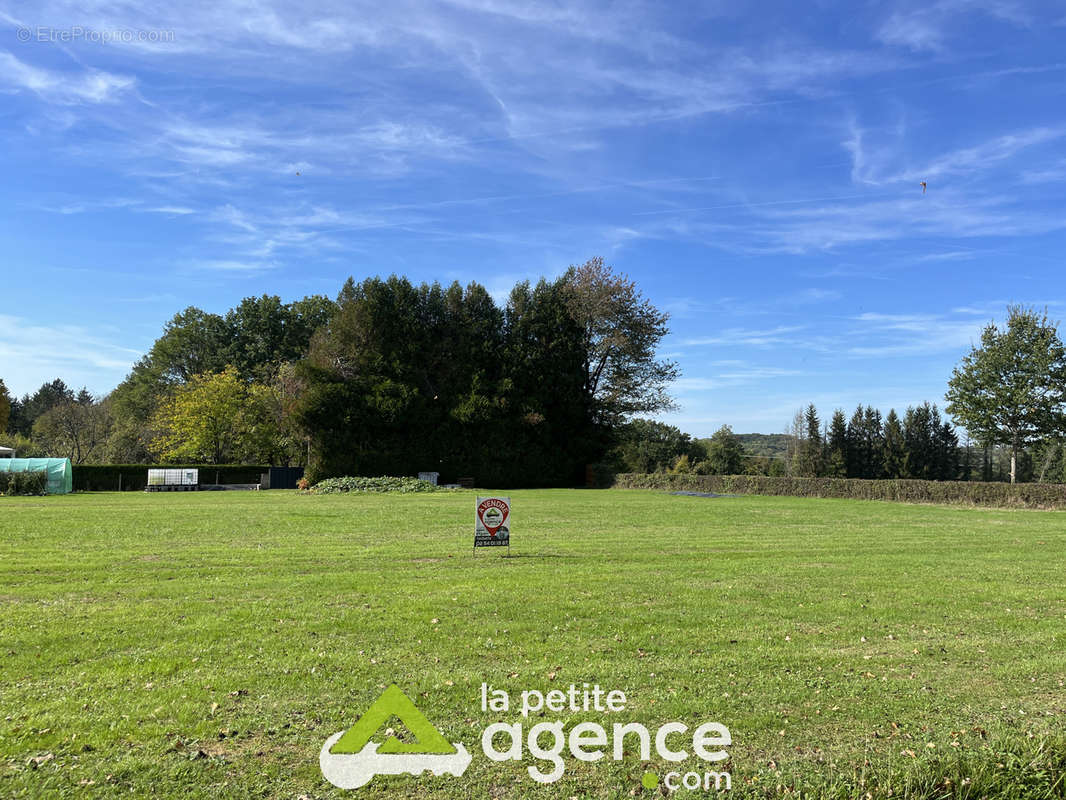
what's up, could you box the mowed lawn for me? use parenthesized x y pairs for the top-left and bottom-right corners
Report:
(0, 489), (1064, 799)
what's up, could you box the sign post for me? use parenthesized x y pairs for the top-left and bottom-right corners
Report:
(474, 496), (510, 553)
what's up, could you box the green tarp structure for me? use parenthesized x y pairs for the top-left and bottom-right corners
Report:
(0, 458), (73, 495)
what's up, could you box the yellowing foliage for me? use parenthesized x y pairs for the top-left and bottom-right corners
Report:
(149, 366), (278, 464)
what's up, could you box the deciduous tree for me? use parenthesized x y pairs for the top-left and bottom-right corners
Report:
(614, 419), (698, 473)
(946, 306), (1066, 483)
(562, 257), (677, 425)
(32, 393), (113, 463)
(701, 424), (745, 475)
(149, 367), (277, 464)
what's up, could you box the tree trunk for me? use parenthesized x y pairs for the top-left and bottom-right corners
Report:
(1038, 445), (1055, 483)
(1010, 442), (1017, 484)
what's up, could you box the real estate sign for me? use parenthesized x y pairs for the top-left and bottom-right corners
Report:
(475, 496), (510, 549)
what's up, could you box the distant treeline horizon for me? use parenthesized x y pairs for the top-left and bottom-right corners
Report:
(2, 288), (1063, 487)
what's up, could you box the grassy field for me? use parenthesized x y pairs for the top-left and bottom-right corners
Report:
(1, 489), (1064, 799)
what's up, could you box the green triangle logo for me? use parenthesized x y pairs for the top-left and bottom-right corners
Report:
(329, 685), (457, 755)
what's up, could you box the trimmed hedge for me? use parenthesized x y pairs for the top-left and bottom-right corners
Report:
(609, 472), (1066, 510)
(72, 464), (269, 492)
(310, 476), (446, 494)
(0, 470), (48, 496)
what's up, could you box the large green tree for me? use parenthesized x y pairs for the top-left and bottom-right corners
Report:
(502, 277), (594, 484)
(946, 306), (1066, 483)
(0, 378), (10, 434)
(613, 419), (698, 474)
(563, 257), (677, 426)
(109, 295), (337, 461)
(701, 424), (745, 475)
(224, 294), (338, 381)
(110, 307), (231, 426)
(825, 409), (848, 477)
(149, 367), (278, 464)
(846, 405), (884, 478)
(297, 264), (675, 486)
(902, 403), (957, 480)
(883, 409), (905, 478)
(299, 276), (515, 481)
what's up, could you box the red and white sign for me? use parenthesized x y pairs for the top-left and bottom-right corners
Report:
(475, 496), (510, 548)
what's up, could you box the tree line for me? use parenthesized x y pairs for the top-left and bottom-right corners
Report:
(788, 402), (960, 479)
(0, 259), (676, 487)
(608, 402), (1060, 484)
(606, 306), (1066, 485)
(607, 405), (961, 481)
(297, 259), (674, 485)
(3, 289), (1066, 486)
(0, 294), (336, 466)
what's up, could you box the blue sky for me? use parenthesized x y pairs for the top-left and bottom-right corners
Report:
(1, 1), (1064, 435)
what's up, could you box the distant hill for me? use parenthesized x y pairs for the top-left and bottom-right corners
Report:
(735, 433), (791, 459)
(692, 432), (792, 461)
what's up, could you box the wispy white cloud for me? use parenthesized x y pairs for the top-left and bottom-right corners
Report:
(36, 197), (139, 214)
(716, 366), (805, 380)
(190, 259), (278, 272)
(705, 188), (1066, 254)
(1020, 158), (1066, 184)
(877, 11), (948, 52)
(843, 117), (1066, 188)
(660, 296), (737, 319)
(915, 250), (978, 262)
(4, 0), (914, 176)
(0, 51), (134, 103)
(793, 288), (841, 304)
(144, 206), (196, 215)
(674, 366), (804, 393)
(140, 114), (472, 177)
(900, 126), (1066, 182)
(875, 0), (1032, 53)
(34, 197), (198, 217)
(211, 204), (260, 233)
(952, 303), (1006, 315)
(800, 264), (892, 281)
(683, 326), (807, 347)
(0, 313), (143, 396)
(846, 311), (983, 357)
(952, 299), (1061, 315)
(114, 293), (178, 303)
